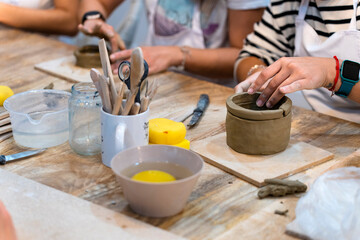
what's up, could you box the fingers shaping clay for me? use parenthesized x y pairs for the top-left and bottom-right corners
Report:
(226, 93), (292, 155)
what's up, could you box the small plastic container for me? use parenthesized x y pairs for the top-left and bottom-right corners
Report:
(4, 90), (71, 148)
(69, 82), (102, 155)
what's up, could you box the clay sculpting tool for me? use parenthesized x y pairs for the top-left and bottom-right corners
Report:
(90, 68), (112, 113)
(130, 102), (141, 115)
(130, 47), (144, 103)
(122, 87), (139, 115)
(98, 38), (117, 105)
(180, 94), (209, 128)
(112, 82), (126, 115)
(140, 96), (149, 113)
(0, 148), (46, 165)
(98, 74), (113, 113)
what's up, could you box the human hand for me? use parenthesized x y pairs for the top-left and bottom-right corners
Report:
(0, 201), (17, 240)
(235, 71), (267, 93)
(110, 46), (182, 75)
(78, 19), (125, 52)
(247, 57), (336, 108)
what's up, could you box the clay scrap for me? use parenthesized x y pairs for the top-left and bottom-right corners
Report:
(258, 179), (307, 199)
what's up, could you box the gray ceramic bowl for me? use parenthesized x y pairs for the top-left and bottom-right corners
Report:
(111, 145), (203, 217)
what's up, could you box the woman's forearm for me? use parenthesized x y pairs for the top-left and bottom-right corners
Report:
(181, 47), (241, 78)
(0, 2), (78, 35)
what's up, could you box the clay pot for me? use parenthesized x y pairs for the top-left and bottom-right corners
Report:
(226, 93), (292, 155)
(74, 45), (102, 68)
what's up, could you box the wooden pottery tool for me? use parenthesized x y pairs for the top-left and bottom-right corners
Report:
(90, 68), (112, 113)
(112, 82), (126, 115)
(98, 75), (113, 113)
(130, 47), (144, 95)
(122, 87), (139, 115)
(140, 96), (150, 113)
(130, 102), (141, 115)
(98, 39), (117, 104)
(139, 79), (158, 113)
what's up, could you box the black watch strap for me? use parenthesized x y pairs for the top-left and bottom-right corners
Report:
(81, 11), (106, 24)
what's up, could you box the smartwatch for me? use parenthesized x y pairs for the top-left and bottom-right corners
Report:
(81, 11), (106, 24)
(335, 60), (360, 98)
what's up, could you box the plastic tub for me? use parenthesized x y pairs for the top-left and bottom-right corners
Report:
(4, 90), (71, 148)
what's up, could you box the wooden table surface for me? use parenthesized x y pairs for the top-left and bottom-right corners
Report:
(1, 29), (359, 240)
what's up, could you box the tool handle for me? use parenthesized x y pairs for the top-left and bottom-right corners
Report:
(0, 156), (6, 165)
(196, 94), (210, 112)
(130, 103), (141, 115)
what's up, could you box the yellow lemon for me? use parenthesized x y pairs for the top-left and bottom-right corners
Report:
(0, 86), (14, 106)
(149, 118), (186, 145)
(131, 170), (176, 183)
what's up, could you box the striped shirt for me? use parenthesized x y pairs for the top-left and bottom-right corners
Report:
(238, 0), (360, 65)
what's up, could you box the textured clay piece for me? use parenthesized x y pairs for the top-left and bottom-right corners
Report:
(74, 45), (102, 68)
(258, 178), (307, 199)
(226, 93), (292, 155)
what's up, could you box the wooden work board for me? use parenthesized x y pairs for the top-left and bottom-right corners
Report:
(191, 132), (334, 187)
(34, 56), (97, 83)
(0, 168), (184, 240)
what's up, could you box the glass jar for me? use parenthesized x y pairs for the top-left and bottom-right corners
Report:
(69, 82), (102, 155)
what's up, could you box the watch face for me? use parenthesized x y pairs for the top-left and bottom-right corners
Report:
(342, 60), (360, 81)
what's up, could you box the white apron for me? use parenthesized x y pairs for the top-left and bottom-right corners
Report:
(144, 0), (205, 48)
(293, 0), (360, 123)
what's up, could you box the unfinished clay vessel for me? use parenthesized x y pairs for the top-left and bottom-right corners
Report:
(226, 93), (292, 155)
(74, 45), (102, 68)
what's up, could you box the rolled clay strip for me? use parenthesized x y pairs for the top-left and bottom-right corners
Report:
(258, 179), (307, 199)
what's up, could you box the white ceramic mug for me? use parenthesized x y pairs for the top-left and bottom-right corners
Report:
(101, 108), (149, 167)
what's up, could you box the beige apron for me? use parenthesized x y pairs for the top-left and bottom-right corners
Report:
(293, 0), (360, 123)
(144, 0), (205, 48)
